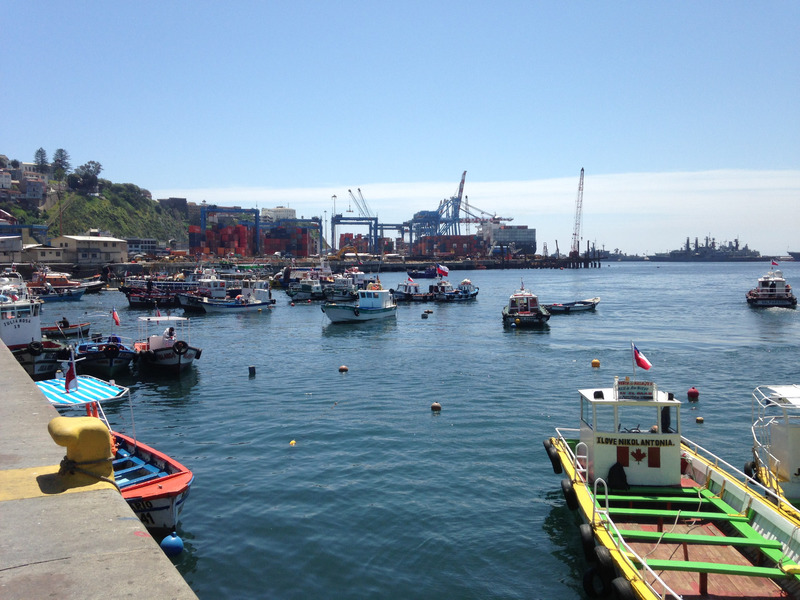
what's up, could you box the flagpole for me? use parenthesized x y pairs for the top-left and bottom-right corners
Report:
(631, 341), (637, 378)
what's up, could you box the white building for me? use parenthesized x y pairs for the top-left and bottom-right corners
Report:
(261, 206), (297, 223)
(51, 235), (128, 264)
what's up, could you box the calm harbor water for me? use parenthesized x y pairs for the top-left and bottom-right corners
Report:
(47, 261), (800, 599)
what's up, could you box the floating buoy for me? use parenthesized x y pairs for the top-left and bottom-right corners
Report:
(696, 416), (704, 424)
(339, 365), (349, 373)
(290, 440), (296, 446)
(687, 387), (700, 401)
(591, 359), (600, 368)
(515, 318), (521, 325)
(425, 309), (433, 314)
(248, 365), (256, 377)
(422, 313), (428, 319)
(307, 299), (311, 303)
(160, 532), (184, 556)
(290, 302), (295, 306)
(431, 402), (441, 412)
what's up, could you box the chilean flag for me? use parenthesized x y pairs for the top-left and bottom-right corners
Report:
(64, 348), (78, 393)
(772, 260), (779, 266)
(407, 277), (414, 283)
(633, 344), (652, 370)
(436, 263), (449, 277)
(111, 307), (120, 326)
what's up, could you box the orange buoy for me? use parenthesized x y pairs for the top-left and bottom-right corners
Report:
(687, 387), (699, 401)
(339, 365), (349, 373)
(591, 359), (600, 368)
(696, 416), (704, 424)
(431, 402), (441, 412)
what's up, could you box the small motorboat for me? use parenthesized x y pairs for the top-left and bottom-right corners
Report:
(133, 315), (202, 371)
(41, 320), (91, 339)
(545, 373), (800, 600)
(27, 269), (86, 302)
(74, 335), (137, 376)
(543, 297), (600, 314)
(502, 283), (549, 328)
(126, 291), (180, 309)
(746, 267), (797, 308)
(322, 283), (397, 323)
(80, 275), (106, 294)
(435, 278), (479, 302)
(37, 375), (193, 532)
(195, 294), (275, 313)
(390, 279), (434, 302)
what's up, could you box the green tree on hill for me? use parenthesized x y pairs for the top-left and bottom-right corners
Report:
(52, 148), (71, 181)
(34, 147), (48, 173)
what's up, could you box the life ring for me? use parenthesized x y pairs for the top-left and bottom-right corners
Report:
(610, 577), (636, 600)
(27, 341), (44, 356)
(544, 439), (563, 474)
(353, 308), (360, 317)
(173, 340), (189, 355)
(561, 478), (578, 511)
(103, 344), (120, 359)
(579, 524), (596, 562)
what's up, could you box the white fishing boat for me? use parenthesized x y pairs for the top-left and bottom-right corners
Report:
(133, 315), (202, 370)
(501, 284), (550, 327)
(286, 278), (326, 301)
(748, 384), (800, 508)
(546, 373), (800, 599)
(390, 279), (434, 302)
(1, 274), (66, 379)
(38, 375), (193, 532)
(746, 267), (797, 308)
(195, 294), (275, 313)
(321, 283), (397, 323)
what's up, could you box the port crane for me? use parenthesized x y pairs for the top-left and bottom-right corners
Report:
(331, 188), (380, 253)
(406, 171), (512, 244)
(569, 168), (584, 259)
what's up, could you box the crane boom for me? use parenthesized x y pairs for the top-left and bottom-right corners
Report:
(570, 168), (584, 257)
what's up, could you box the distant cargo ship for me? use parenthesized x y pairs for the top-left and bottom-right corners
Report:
(648, 236), (764, 262)
(789, 251), (800, 261)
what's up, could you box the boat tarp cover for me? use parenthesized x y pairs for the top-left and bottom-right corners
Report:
(36, 376), (128, 406)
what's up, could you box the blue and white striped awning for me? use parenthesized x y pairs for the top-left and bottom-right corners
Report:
(36, 376), (129, 406)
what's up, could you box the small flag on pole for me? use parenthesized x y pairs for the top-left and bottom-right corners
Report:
(65, 348), (78, 393)
(156, 307), (162, 317)
(632, 343), (652, 370)
(436, 263), (449, 277)
(772, 260), (779, 266)
(112, 307), (120, 326)
(407, 277), (414, 283)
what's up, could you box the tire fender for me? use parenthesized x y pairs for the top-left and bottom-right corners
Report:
(561, 478), (578, 511)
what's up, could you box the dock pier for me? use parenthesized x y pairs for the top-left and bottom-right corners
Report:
(0, 344), (197, 600)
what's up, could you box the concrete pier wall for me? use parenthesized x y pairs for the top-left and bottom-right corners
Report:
(0, 343), (197, 600)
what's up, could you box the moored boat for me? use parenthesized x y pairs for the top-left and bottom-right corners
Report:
(126, 290), (180, 309)
(501, 283), (549, 327)
(74, 335), (137, 376)
(321, 283), (397, 323)
(746, 266), (797, 308)
(194, 294), (275, 313)
(37, 375), (193, 532)
(133, 315), (202, 370)
(1, 277), (67, 379)
(41, 319), (91, 339)
(748, 384), (800, 508)
(390, 279), (434, 302)
(286, 278), (326, 301)
(545, 374), (800, 599)
(434, 278), (479, 302)
(406, 265), (438, 279)
(27, 269), (86, 302)
(543, 297), (600, 314)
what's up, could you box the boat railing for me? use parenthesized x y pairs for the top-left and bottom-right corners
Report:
(681, 434), (800, 520)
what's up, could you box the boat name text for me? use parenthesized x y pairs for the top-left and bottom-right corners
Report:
(596, 437), (675, 447)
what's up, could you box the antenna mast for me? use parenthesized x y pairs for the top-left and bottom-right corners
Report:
(570, 168), (584, 258)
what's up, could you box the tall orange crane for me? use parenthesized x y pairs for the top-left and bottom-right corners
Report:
(570, 168), (584, 259)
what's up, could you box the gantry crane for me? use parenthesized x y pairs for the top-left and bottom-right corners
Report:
(570, 168), (584, 259)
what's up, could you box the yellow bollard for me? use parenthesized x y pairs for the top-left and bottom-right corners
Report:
(48, 416), (114, 487)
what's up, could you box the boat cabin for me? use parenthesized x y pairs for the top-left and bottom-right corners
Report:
(357, 288), (394, 309)
(507, 291), (539, 314)
(579, 377), (682, 486)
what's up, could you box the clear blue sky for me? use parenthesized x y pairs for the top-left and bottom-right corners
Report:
(4, 2), (799, 255)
